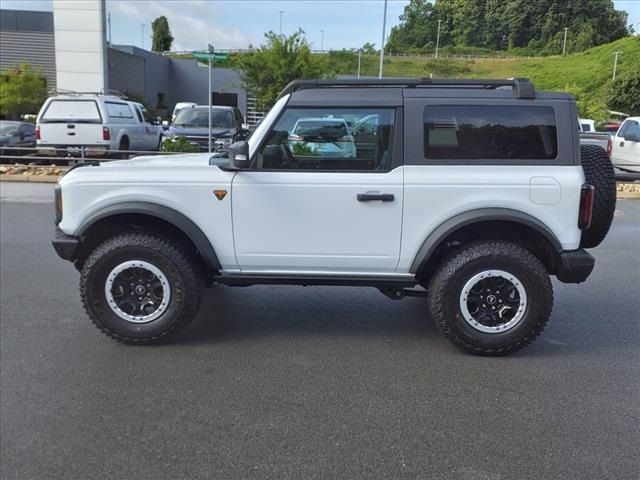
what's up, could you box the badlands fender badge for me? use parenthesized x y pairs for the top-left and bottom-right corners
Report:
(213, 189), (228, 201)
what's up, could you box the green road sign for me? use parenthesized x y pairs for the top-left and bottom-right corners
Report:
(193, 51), (228, 62)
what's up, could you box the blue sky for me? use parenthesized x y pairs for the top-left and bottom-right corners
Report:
(2, 0), (639, 51)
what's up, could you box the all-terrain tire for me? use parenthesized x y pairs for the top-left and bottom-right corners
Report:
(580, 144), (616, 249)
(80, 232), (203, 344)
(427, 241), (553, 356)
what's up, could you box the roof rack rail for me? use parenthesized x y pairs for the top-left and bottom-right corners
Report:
(47, 88), (128, 98)
(278, 77), (536, 100)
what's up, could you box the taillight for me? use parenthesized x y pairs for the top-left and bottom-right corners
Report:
(579, 184), (595, 230)
(606, 137), (612, 156)
(35, 126), (40, 140)
(102, 126), (110, 141)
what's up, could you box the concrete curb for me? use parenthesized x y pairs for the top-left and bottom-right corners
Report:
(2, 174), (640, 198)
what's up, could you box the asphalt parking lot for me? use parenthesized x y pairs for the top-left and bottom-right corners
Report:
(1, 183), (639, 480)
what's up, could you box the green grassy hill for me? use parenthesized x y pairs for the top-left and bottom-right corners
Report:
(331, 36), (639, 115)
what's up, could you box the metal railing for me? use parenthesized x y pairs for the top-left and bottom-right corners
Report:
(0, 146), (205, 166)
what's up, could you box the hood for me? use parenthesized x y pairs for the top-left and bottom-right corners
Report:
(168, 126), (235, 137)
(99, 152), (229, 168)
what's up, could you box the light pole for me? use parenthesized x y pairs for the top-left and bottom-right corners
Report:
(378, 0), (388, 78)
(357, 49), (362, 78)
(141, 24), (145, 50)
(435, 19), (442, 58)
(562, 27), (568, 56)
(321, 30), (324, 52)
(612, 51), (622, 81)
(279, 10), (284, 35)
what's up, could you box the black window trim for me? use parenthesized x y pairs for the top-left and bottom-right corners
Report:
(403, 97), (577, 166)
(423, 104), (559, 162)
(248, 104), (402, 174)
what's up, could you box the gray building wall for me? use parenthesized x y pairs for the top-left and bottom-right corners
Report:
(0, 10), (56, 90)
(110, 45), (171, 111)
(170, 59), (247, 116)
(0, 9), (248, 117)
(107, 47), (145, 99)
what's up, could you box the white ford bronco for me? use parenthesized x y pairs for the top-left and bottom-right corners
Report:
(52, 78), (617, 355)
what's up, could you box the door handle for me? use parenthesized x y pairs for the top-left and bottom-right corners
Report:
(357, 193), (394, 202)
(619, 141), (625, 147)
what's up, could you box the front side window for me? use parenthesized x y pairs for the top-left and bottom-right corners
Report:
(254, 108), (395, 171)
(424, 105), (557, 160)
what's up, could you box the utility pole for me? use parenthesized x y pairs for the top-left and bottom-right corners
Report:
(279, 10), (284, 35)
(435, 19), (442, 58)
(141, 24), (145, 50)
(562, 27), (568, 56)
(321, 30), (324, 52)
(612, 51), (622, 81)
(378, 0), (388, 78)
(357, 50), (362, 78)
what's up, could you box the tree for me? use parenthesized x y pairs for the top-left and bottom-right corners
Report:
(239, 30), (323, 110)
(608, 70), (640, 116)
(361, 42), (377, 55)
(563, 84), (607, 122)
(151, 16), (174, 52)
(0, 63), (47, 119)
(385, 0), (630, 54)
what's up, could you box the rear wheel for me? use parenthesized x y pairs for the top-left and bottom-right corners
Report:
(427, 241), (553, 356)
(80, 232), (203, 344)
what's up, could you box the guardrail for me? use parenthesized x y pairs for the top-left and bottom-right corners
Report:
(0, 146), (210, 166)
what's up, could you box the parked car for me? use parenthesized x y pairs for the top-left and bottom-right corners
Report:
(288, 117), (356, 159)
(579, 118), (596, 133)
(164, 105), (248, 151)
(52, 78), (617, 355)
(36, 94), (163, 157)
(171, 102), (197, 124)
(600, 121), (623, 133)
(610, 116), (640, 173)
(0, 120), (37, 159)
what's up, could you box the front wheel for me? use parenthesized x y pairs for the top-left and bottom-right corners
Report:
(427, 241), (553, 356)
(80, 232), (203, 344)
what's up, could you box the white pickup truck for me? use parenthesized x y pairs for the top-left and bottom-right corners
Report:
(37, 94), (163, 156)
(610, 116), (640, 173)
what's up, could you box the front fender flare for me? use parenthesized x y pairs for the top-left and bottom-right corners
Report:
(77, 201), (221, 270)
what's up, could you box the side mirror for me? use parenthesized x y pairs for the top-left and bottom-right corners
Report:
(228, 141), (250, 169)
(241, 122), (249, 131)
(161, 120), (169, 130)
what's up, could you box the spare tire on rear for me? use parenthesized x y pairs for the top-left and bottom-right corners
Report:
(579, 144), (616, 249)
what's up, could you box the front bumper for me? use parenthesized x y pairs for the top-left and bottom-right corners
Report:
(52, 228), (80, 261)
(556, 249), (595, 284)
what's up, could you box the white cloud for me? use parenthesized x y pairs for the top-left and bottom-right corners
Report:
(107, 0), (255, 50)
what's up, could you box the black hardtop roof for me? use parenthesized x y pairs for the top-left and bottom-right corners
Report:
(279, 77), (538, 100)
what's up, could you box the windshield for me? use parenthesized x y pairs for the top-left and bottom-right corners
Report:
(0, 122), (20, 137)
(174, 109), (234, 128)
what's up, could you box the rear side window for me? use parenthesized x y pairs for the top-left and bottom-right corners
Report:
(424, 106), (557, 160)
(41, 100), (101, 123)
(105, 102), (133, 119)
